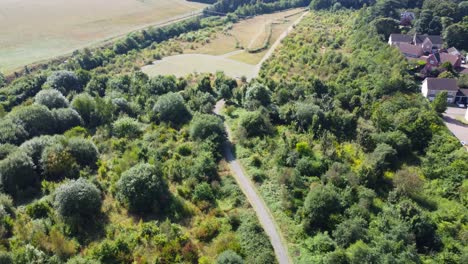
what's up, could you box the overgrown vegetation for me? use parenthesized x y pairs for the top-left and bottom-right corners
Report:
(222, 6), (468, 263)
(0, 0), (466, 263)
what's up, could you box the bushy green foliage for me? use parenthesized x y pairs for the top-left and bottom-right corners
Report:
(190, 114), (225, 144)
(45, 71), (81, 95)
(7, 104), (55, 138)
(67, 137), (99, 167)
(112, 117), (142, 138)
(54, 179), (102, 220)
(34, 89), (69, 109)
(153, 92), (191, 125)
(432, 91), (448, 114)
(237, 213), (275, 264)
(244, 83), (271, 110)
(52, 108), (84, 133)
(0, 150), (39, 197)
(238, 111), (273, 138)
(0, 118), (28, 145)
(40, 142), (79, 180)
(303, 184), (342, 232)
(216, 250), (243, 264)
(0, 252), (13, 264)
(70, 93), (96, 124)
(193, 182), (215, 202)
(117, 163), (168, 213)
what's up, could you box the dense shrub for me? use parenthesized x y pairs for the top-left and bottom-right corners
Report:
(117, 163), (168, 213)
(190, 114), (225, 144)
(0, 252), (13, 264)
(0, 144), (17, 160)
(0, 118), (28, 145)
(45, 71), (81, 95)
(244, 83), (271, 110)
(54, 179), (102, 220)
(112, 117), (143, 138)
(70, 93), (96, 124)
(7, 104), (55, 137)
(216, 250), (244, 264)
(19, 135), (61, 166)
(303, 184), (342, 232)
(34, 89), (69, 109)
(193, 182), (215, 202)
(52, 108), (84, 133)
(238, 111), (273, 138)
(67, 137), (99, 167)
(153, 92), (191, 125)
(40, 143), (79, 180)
(0, 150), (39, 197)
(237, 214), (275, 264)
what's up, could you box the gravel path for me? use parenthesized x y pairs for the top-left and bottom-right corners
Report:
(214, 100), (291, 264)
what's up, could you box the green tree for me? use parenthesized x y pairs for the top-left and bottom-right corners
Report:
(373, 17), (400, 39)
(8, 104), (55, 137)
(415, 10), (433, 33)
(40, 143), (79, 180)
(303, 184), (342, 232)
(153, 92), (191, 125)
(34, 89), (69, 109)
(45, 70), (81, 95)
(216, 250), (243, 264)
(67, 137), (99, 167)
(71, 93), (96, 125)
(444, 23), (468, 50)
(244, 83), (271, 110)
(54, 179), (102, 221)
(332, 217), (368, 247)
(52, 108), (84, 133)
(0, 72), (5, 88)
(112, 117), (142, 139)
(0, 150), (39, 197)
(189, 114), (225, 144)
(0, 118), (28, 145)
(193, 182), (215, 202)
(238, 111), (273, 138)
(432, 91), (447, 114)
(117, 163), (168, 213)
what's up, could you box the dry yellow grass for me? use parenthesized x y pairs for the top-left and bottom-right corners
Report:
(0, 0), (207, 73)
(142, 8), (307, 79)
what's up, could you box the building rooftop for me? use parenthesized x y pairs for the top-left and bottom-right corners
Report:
(425, 78), (459, 91)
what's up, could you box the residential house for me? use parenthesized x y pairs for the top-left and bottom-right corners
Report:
(424, 52), (462, 72)
(388, 33), (443, 51)
(397, 43), (424, 58)
(457, 89), (468, 105)
(421, 78), (459, 103)
(447, 47), (461, 56)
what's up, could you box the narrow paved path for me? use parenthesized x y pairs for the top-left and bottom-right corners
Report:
(214, 100), (291, 264)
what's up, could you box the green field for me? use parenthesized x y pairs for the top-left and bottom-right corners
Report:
(0, 0), (206, 73)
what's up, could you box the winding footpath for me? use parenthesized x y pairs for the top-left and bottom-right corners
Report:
(211, 11), (309, 264)
(214, 100), (291, 264)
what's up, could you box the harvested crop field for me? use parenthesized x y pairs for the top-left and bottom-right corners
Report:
(0, 0), (206, 73)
